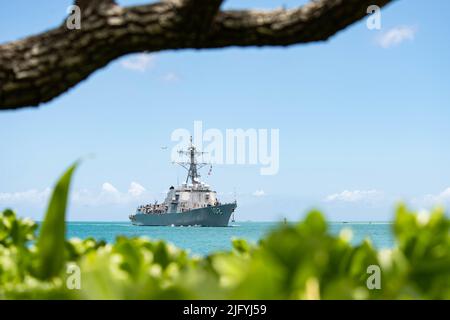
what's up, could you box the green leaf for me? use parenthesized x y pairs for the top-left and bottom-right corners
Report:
(35, 162), (78, 280)
(301, 210), (327, 234)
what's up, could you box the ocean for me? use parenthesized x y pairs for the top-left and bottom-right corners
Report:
(67, 221), (395, 256)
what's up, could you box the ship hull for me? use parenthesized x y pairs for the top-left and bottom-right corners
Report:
(130, 203), (236, 227)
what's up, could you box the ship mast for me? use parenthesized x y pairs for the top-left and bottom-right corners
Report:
(175, 136), (208, 185)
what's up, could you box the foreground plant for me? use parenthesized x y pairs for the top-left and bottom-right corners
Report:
(0, 165), (449, 299)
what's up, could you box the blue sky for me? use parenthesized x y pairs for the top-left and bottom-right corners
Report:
(1, 0), (450, 222)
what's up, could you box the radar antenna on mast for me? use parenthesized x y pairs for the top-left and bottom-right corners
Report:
(174, 136), (209, 185)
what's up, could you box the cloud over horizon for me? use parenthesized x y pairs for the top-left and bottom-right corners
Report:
(74, 181), (150, 206)
(417, 187), (450, 206)
(0, 182), (151, 208)
(324, 190), (384, 203)
(0, 188), (52, 206)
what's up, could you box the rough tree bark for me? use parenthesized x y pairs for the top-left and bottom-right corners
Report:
(0, 0), (395, 110)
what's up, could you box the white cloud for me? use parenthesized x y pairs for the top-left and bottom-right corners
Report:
(0, 188), (51, 205)
(76, 182), (150, 206)
(128, 182), (146, 197)
(253, 190), (266, 197)
(121, 53), (154, 72)
(1, 182), (150, 207)
(324, 190), (383, 203)
(102, 182), (119, 194)
(162, 72), (180, 83)
(376, 26), (416, 48)
(421, 187), (450, 206)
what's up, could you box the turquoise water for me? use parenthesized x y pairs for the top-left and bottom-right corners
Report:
(67, 221), (395, 256)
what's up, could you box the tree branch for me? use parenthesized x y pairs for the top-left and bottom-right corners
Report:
(0, 0), (395, 110)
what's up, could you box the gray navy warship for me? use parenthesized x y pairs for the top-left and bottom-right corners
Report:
(129, 137), (237, 227)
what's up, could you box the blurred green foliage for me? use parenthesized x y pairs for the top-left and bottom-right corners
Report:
(0, 166), (449, 300)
